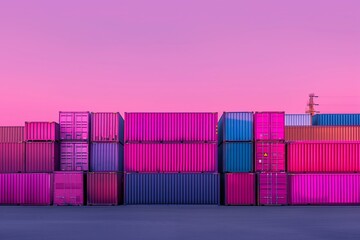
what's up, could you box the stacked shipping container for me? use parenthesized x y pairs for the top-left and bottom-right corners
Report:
(0, 127), (25, 173)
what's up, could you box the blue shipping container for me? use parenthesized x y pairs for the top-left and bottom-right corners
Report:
(218, 112), (253, 142)
(312, 114), (360, 126)
(90, 143), (123, 171)
(125, 173), (220, 204)
(218, 142), (253, 172)
(285, 114), (311, 126)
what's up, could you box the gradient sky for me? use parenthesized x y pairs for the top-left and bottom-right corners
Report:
(0, 0), (359, 125)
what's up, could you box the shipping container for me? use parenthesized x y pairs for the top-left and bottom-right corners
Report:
(87, 172), (122, 205)
(125, 143), (217, 173)
(125, 173), (219, 205)
(53, 172), (85, 206)
(285, 126), (360, 141)
(60, 142), (89, 171)
(218, 112), (253, 142)
(125, 112), (218, 143)
(0, 173), (52, 205)
(90, 143), (123, 172)
(218, 142), (253, 173)
(258, 172), (287, 205)
(59, 112), (90, 141)
(221, 173), (256, 205)
(313, 114), (360, 126)
(0, 126), (24, 143)
(255, 142), (285, 172)
(285, 114), (311, 126)
(24, 122), (59, 141)
(0, 143), (25, 173)
(287, 142), (360, 173)
(254, 112), (285, 141)
(91, 112), (124, 143)
(26, 142), (59, 172)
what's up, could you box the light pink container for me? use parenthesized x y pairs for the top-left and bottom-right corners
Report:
(0, 143), (25, 173)
(53, 172), (84, 206)
(254, 112), (285, 141)
(125, 143), (217, 172)
(91, 112), (124, 143)
(255, 142), (285, 172)
(0, 126), (24, 143)
(24, 122), (59, 141)
(287, 141), (360, 173)
(125, 112), (218, 142)
(60, 142), (88, 171)
(59, 112), (90, 141)
(26, 142), (59, 172)
(0, 173), (52, 205)
(258, 172), (287, 205)
(87, 172), (123, 205)
(223, 173), (256, 205)
(289, 174), (360, 205)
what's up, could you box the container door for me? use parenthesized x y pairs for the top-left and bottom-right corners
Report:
(54, 174), (66, 205)
(74, 113), (89, 141)
(60, 143), (75, 171)
(255, 143), (271, 172)
(68, 174), (83, 205)
(270, 113), (284, 140)
(273, 173), (287, 205)
(60, 113), (74, 140)
(255, 113), (270, 140)
(74, 143), (88, 171)
(270, 143), (285, 172)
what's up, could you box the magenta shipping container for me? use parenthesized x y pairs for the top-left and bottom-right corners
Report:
(254, 112), (285, 141)
(258, 172), (287, 205)
(87, 172), (123, 205)
(125, 143), (217, 172)
(222, 173), (256, 205)
(26, 142), (60, 172)
(25, 122), (59, 141)
(0, 126), (24, 143)
(287, 141), (360, 173)
(59, 111), (90, 141)
(60, 142), (88, 171)
(125, 112), (218, 142)
(0, 173), (52, 205)
(255, 142), (285, 172)
(289, 174), (360, 205)
(0, 143), (25, 173)
(91, 112), (124, 143)
(53, 172), (85, 206)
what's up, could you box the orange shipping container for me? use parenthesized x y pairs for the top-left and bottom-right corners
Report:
(285, 126), (360, 141)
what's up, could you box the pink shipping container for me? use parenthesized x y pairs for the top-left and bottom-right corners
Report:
(91, 112), (124, 143)
(125, 112), (218, 142)
(125, 143), (217, 172)
(255, 142), (285, 172)
(287, 141), (360, 173)
(53, 172), (85, 206)
(289, 174), (360, 205)
(0, 173), (52, 205)
(254, 112), (285, 141)
(0, 143), (25, 173)
(59, 112), (90, 141)
(87, 172), (123, 205)
(26, 142), (59, 172)
(222, 173), (256, 205)
(258, 172), (287, 205)
(25, 122), (59, 141)
(60, 142), (88, 171)
(0, 126), (24, 143)
(285, 126), (360, 141)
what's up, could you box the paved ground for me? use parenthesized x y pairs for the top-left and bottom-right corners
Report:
(0, 206), (360, 240)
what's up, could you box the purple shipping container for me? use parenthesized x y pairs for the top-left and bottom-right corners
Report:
(125, 143), (217, 172)
(87, 172), (123, 205)
(0, 173), (52, 205)
(25, 122), (59, 141)
(258, 172), (287, 205)
(90, 143), (123, 172)
(255, 142), (285, 172)
(254, 112), (285, 141)
(26, 142), (59, 172)
(0, 126), (24, 143)
(222, 173), (256, 205)
(0, 143), (25, 173)
(60, 142), (89, 171)
(91, 112), (124, 143)
(59, 112), (90, 141)
(53, 172), (85, 206)
(125, 112), (218, 142)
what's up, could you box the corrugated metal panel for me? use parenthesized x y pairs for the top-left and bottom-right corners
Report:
(125, 173), (220, 204)
(258, 172), (287, 205)
(0, 143), (25, 173)
(53, 172), (84, 206)
(24, 122), (59, 141)
(59, 112), (90, 141)
(90, 143), (123, 172)
(0, 126), (24, 143)
(125, 143), (217, 172)
(25, 142), (59, 172)
(289, 174), (360, 205)
(87, 172), (122, 205)
(91, 112), (124, 143)
(313, 114), (360, 126)
(285, 114), (311, 126)
(60, 142), (89, 171)
(222, 173), (256, 205)
(255, 142), (285, 172)
(254, 112), (285, 141)
(287, 142), (360, 172)
(218, 112), (253, 142)
(218, 142), (253, 173)
(125, 112), (218, 143)
(285, 126), (360, 141)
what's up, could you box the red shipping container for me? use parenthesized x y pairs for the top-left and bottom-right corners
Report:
(0, 143), (25, 173)
(25, 122), (59, 141)
(258, 172), (287, 205)
(255, 142), (285, 172)
(91, 112), (124, 143)
(26, 142), (59, 172)
(287, 142), (360, 173)
(223, 173), (256, 205)
(254, 112), (285, 141)
(0, 126), (24, 143)
(59, 112), (90, 141)
(87, 172), (123, 205)
(285, 126), (360, 141)
(60, 142), (89, 171)
(53, 172), (85, 206)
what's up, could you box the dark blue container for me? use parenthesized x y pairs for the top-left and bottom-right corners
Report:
(312, 114), (360, 126)
(218, 112), (253, 142)
(218, 142), (253, 172)
(90, 143), (123, 172)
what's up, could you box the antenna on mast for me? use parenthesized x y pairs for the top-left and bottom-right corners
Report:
(306, 93), (319, 116)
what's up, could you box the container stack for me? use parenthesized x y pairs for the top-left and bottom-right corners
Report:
(124, 113), (220, 204)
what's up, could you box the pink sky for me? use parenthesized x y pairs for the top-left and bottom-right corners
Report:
(0, 0), (359, 125)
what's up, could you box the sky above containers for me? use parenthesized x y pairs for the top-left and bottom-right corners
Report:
(0, 0), (359, 125)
